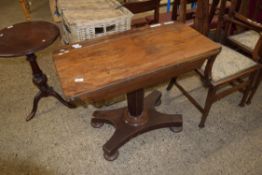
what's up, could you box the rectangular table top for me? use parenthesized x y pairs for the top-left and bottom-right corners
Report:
(53, 23), (221, 101)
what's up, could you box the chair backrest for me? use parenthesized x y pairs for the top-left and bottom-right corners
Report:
(174, 0), (210, 35)
(218, 0), (262, 62)
(221, 0), (262, 35)
(209, 0), (220, 24)
(193, 0), (210, 35)
(225, 0), (262, 21)
(173, 0), (233, 33)
(248, 0), (262, 22)
(123, 0), (161, 23)
(171, 0), (197, 21)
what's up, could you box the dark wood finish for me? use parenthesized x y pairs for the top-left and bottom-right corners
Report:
(167, 0), (262, 128)
(92, 90), (182, 160)
(194, 0), (210, 35)
(0, 21), (58, 57)
(175, 64), (260, 128)
(128, 0), (214, 27)
(221, 0), (262, 49)
(167, 0), (211, 90)
(249, 0), (262, 22)
(216, 0), (228, 41)
(178, 0), (188, 23)
(25, 53), (76, 121)
(54, 23), (220, 160)
(247, 70), (262, 104)
(219, 0), (262, 105)
(169, 0), (197, 22)
(127, 89), (144, 117)
(136, 0), (226, 29)
(234, 13), (262, 31)
(168, 0), (227, 29)
(247, 31), (262, 104)
(209, 0), (220, 25)
(123, 0), (160, 27)
(54, 24), (220, 101)
(0, 21), (75, 121)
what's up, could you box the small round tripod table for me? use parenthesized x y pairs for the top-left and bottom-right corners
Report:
(0, 21), (75, 121)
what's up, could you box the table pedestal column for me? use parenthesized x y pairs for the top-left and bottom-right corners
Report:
(91, 89), (183, 161)
(26, 53), (75, 121)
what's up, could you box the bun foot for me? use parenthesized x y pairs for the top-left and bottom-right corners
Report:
(26, 111), (36, 121)
(198, 124), (205, 128)
(91, 121), (104, 128)
(239, 103), (245, 107)
(170, 126), (183, 133)
(104, 151), (119, 161)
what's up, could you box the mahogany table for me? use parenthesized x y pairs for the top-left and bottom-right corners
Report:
(53, 23), (221, 161)
(0, 21), (75, 121)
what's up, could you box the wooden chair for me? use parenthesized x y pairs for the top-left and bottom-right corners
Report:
(249, 0), (262, 23)
(218, 0), (262, 104)
(172, 0), (198, 25)
(167, 0), (262, 128)
(225, 0), (262, 104)
(209, 0), (234, 29)
(171, 0), (230, 28)
(220, 0), (262, 54)
(122, 0), (161, 28)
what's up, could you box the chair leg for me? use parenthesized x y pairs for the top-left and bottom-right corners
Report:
(199, 87), (216, 128)
(166, 77), (177, 91)
(246, 71), (261, 105)
(239, 73), (256, 107)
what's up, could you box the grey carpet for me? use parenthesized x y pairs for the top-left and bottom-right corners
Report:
(0, 0), (262, 174)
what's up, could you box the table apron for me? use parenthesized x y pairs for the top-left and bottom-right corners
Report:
(78, 57), (207, 102)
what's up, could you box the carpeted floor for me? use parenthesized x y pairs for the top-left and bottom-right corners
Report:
(0, 0), (261, 175)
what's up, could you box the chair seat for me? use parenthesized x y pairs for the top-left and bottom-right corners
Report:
(201, 45), (257, 81)
(228, 30), (260, 52)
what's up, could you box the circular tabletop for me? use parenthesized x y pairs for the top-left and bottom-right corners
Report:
(0, 21), (59, 57)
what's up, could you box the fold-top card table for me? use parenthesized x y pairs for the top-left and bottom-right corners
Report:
(53, 23), (221, 161)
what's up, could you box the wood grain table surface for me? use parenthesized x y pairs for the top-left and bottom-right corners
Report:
(53, 23), (221, 101)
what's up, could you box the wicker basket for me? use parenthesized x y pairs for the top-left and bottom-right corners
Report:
(57, 0), (123, 14)
(60, 0), (133, 43)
